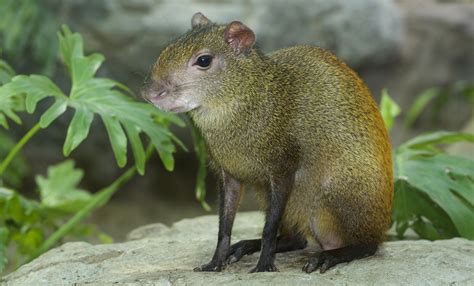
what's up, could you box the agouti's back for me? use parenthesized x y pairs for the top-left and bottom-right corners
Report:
(270, 45), (393, 246)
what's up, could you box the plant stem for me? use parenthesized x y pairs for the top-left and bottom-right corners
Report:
(0, 123), (41, 177)
(29, 144), (155, 261)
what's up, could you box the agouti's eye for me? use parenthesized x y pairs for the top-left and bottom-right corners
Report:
(195, 55), (213, 68)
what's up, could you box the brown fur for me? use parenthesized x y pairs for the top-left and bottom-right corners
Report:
(151, 23), (393, 250)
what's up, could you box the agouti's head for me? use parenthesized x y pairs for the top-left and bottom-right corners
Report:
(143, 12), (257, 113)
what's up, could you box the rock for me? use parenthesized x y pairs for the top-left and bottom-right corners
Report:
(255, 0), (402, 67)
(50, 0), (402, 91)
(361, 0), (474, 144)
(3, 212), (474, 285)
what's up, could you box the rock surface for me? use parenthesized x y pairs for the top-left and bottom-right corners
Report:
(3, 212), (474, 285)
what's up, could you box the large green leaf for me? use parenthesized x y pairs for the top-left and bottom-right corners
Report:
(380, 89), (401, 131)
(395, 144), (474, 239)
(35, 160), (92, 213)
(0, 25), (185, 171)
(62, 107), (94, 156)
(392, 180), (458, 239)
(400, 131), (474, 150)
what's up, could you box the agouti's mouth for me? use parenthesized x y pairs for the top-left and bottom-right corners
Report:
(141, 81), (200, 114)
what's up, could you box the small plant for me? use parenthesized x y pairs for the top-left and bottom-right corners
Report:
(0, 26), (190, 272)
(381, 90), (474, 240)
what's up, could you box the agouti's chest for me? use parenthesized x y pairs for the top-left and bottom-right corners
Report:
(191, 101), (291, 182)
(203, 127), (270, 183)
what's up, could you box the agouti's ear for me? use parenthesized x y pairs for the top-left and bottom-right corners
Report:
(224, 21), (256, 56)
(191, 12), (211, 28)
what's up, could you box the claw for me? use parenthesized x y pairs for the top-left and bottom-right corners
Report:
(250, 263), (279, 273)
(193, 261), (225, 272)
(303, 244), (378, 274)
(302, 257), (321, 273)
(226, 254), (239, 265)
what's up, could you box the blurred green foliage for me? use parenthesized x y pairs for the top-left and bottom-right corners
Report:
(382, 92), (474, 240)
(0, 0), (58, 75)
(404, 81), (474, 128)
(0, 131), (28, 188)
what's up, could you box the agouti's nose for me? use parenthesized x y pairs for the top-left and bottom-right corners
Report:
(158, 89), (168, 97)
(142, 81), (169, 101)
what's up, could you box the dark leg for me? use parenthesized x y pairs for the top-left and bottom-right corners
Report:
(194, 171), (241, 272)
(303, 244), (378, 274)
(250, 173), (294, 272)
(227, 234), (307, 264)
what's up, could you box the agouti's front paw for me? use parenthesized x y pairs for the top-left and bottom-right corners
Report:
(193, 260), (225, 272)
(249, 263), (279, 273)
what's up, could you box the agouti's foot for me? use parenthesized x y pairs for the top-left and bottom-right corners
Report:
(303, 244), (378, 273)
(193, 260), (226, 272)
(226, 239), (261, 265)
(249, 263), (279, 273)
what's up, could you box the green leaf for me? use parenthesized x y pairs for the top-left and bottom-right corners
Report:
(411, 218), (443, 241)
(392, 180), (457, 239)
(379, 89), (401, 131)
(2, 25), (185, 177)
(123, 122), (145, 175)
(0, 226), (8, 272)
(448, 174), (474, 206)
(158, 148), (175, 171)
(15, 227), (44, 254)
(7, 75), (65, 113)
(55, 27), (184, 171)
(63, 107), (94, 156)
(400, 131), (474, 150)
(36, 160), (92, 213)
(0, 80), (25, 128)
(98, 232), (113, 244)
(70, 54), (104, 86)
(404, 88), (440, 128)
(58, 25), (83, 75)
(0, 59), (15, 85)
(39, 98), (67, 128)
(101, 115), (127, 168)
(191, 124), (211, 211)
(395, 152), (474, 239)
(0, 187), (41, 225)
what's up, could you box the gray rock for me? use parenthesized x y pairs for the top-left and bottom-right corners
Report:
(255, 0), (402, 67)
(3, 212), (474, 285)
(51, 0), (402, 91)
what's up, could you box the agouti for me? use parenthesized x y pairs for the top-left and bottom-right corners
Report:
(143, 12), (393, 274)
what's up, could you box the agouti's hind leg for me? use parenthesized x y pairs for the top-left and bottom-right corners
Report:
(303, 244), (377, 274)
(227, 234), (307, 264)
